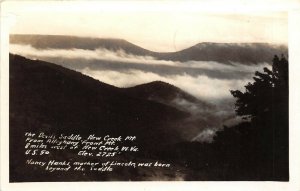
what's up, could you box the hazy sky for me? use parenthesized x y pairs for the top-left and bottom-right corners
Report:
(4, 1), (289, 52)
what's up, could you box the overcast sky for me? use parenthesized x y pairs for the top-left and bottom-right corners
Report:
(4, 1), (289, 52)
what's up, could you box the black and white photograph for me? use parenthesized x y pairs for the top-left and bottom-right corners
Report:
(1, 0), (300, 190)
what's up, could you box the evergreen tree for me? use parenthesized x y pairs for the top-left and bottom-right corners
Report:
(230, 55), (288, 120)
(213, 55), (289, 180)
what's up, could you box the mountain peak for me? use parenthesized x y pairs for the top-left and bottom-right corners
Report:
(137, 81), (176, 88)
(124, 80), (204, 106)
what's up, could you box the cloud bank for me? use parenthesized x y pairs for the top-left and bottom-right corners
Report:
(10, 44), (269, 72)
(80, 68), (249, 100)
(10, 44), (269, 101)
(10, 43), (270, 142)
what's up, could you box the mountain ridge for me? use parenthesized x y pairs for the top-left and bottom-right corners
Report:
(10, 34), (288, 63)
(123, 80), (212, 110)
(9, 54), (199, 181)
(9, 53), (194, 144)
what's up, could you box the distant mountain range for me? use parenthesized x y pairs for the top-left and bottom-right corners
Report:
(10, 34), (288, 64)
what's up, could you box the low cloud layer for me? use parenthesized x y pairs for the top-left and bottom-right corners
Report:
(10, 44), (269, 76)
(10, 43), (270, 142)
(10, 44), (269, 98)
(80, 68), (248, 101)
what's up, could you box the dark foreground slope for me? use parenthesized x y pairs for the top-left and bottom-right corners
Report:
(9, 54), (193, 181)
(10, 54), (192, 145)
(9, 54), (287, 181)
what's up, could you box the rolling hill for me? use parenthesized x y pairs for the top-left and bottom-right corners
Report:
(8, 51), (285, 181)
(123, 81), (214, 113)
(9, 53), (197, 181)
(9, 54), (191, 146)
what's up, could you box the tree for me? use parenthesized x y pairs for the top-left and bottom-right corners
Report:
(212, 55), (289, 180)
(230, 55), (288, 120)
